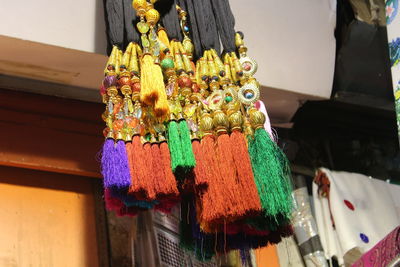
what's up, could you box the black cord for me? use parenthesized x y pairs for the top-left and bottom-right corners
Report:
(211, 0), (236, 53)
(104, 0), (125, 54)
(123, 0), (140, 46)
(156, 0), (182, 40)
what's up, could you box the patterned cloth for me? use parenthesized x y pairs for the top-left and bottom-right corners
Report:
(352, 226), (400, 267)
(313, 168), (400, 266)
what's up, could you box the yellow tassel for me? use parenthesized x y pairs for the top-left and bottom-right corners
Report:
(157, 28), (170, 51)
(140, 54), (168, 117)
(140, 54), (158, 105)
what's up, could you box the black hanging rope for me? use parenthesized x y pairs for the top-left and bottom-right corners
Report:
(156, 0), (182, 40)
(211, 0), (236, 53)
(123, 0), (140, 46)
(186, 0), (221, 57)
(104, 0), (125, 54)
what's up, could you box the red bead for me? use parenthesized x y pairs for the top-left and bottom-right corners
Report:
(118, 76), (131, 87)
(178, 76), (192, 88)
(113, 119), (124, 130)
(100, 84), (106, 95)
(192, 83), (200, 93)
(126, 116), (139, 128)
(132, 82), (141, 92)
(113, 103), (122, 114)
(103, 127), (110, 137)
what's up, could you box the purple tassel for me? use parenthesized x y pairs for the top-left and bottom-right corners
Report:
(101, 139), (131, 189)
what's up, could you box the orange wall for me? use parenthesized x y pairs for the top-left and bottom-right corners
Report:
(0, 166), (99, 267)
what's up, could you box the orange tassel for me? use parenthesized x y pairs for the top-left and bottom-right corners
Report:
(127, 136), (147, 199)
(151, 142), (165, 196)
(159, 141), (179, 197)
(230, 130), (262, 213)
(199, 135), (227, 224)
(129, 136), (156, 200)
(192, 139), (208, 191)
(142, 142), (156, 200)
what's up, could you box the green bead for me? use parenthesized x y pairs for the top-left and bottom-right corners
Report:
(225, 95), (233, 102)
(137, 21), (149, 34)
(141, 35), (150, 48)
(161, 58), (174, 69)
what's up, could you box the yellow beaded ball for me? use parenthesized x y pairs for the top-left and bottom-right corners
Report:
(145, 8), (160, 25)
(132, 0), (146, 10)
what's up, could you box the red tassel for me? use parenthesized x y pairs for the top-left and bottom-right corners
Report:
(215, 133), (245, 217)
(128, 136), (155, 200)
(192, 139), (208, 191)
(150, 142), (165, 196)
(142, 142), (156, 200)
(230, 130), (262, 213)
(159, 141), (179, 197)
(198, 135), (227, 224)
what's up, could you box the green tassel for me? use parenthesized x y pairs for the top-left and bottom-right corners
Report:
(167, 121), (183, 172)
(248, 128), (293, 222)
(178, 120), (196, 170)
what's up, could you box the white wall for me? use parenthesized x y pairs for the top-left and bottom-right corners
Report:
(0, 0), (336, 99)
(230, 0), (336, 98)
(0, 0), (107, 54)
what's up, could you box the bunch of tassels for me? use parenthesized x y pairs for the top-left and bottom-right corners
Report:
(99, 0), (294, 260)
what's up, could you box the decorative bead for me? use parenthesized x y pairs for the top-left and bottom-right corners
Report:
(103, 127), (110, 137)
(225, 95), (233, 102)
(118, 76), (131, 87)
(126, 116), (139, 128)
(161, 58), (174, 69)
(145, 9), (160, 25)
(245, 91), (254, 99)
(192, 83), (200, 93)
(211, 75), (219, 81)
(183, 25), (189, 32)
(113, 119), (124, 130)
(132, 0), (147, 10)
(100, 84), (106, 95)
(178, 76), (192, 88)
(113, 102), (122, 115)
(132, 82), (141, 92)
(104, 75), (117, 88)
(137, 21), (149, 34)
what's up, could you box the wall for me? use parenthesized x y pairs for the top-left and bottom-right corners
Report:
(0, 0), (107, 54)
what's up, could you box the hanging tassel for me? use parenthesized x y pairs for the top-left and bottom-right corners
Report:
(198, 113), (227, 225)
(247, 109), (293, 221)
(178, 120), (196, 170)
(167, 120), (183, 173)
(213, 110), (244, 218)
(150, 138), (165, 197)
(142, 140), (157, 200)
(140, 54), (165, 107)
(228, 111), (262, 214)
(101, 138), (132, 189)
(157, 27), (170, 51)
(159, 140), (180, 196)
(129, 135), (155, 200)
(191, 139), (208, 191)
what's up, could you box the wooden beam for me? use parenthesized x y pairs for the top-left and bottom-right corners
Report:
(0, 89), (104, 178)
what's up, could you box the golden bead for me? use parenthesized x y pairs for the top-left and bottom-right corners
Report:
(249, 108), (266, 129)
(235, 32), (244, 47)
(145, 9), (160, 25)
(228, 111), (243, 130)
(199, 113), (214, 133)
(212, 110), (229, 133)
(132, 0), (147, 10)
